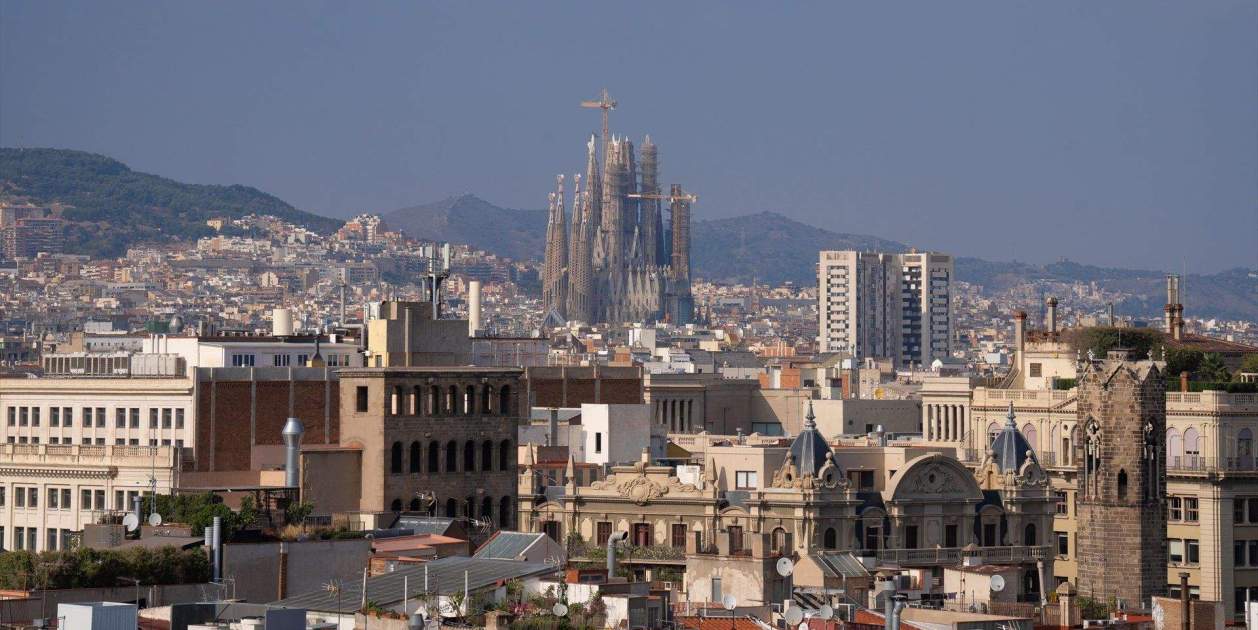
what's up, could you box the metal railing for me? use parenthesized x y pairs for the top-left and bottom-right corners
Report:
(873, 545), (1049, 566)
(1167, 455), (1258, 473)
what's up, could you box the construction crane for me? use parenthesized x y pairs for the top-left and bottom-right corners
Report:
(625, 189), (698, 204)
(580, 88), (617, 154)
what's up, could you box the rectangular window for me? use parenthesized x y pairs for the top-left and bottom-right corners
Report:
(1169, 497), (1183, 521)
(905, 525), (919, 549)
(31, 408), (39, 426)
(50, 407), (59, 427)
(231, 353), (256, 367)
(150, 409), (158, 429)
(1055, 491), (1068, 515)
(95, 437), (105, 445)
(95, 408), (105, 427)
(1029, 363), (1042, 378)
(1236, 542), (1246, 567)
(48, 488), (58, 509)
(356, 386), (369, 412)
(116, 409), (126, 428)
(711, 577), (722, 603)
(596, 521), (612, 545)
(672, 523), (687, 549)
(130, 408), (139, 428)
(82, 407), (91, 427)
(1249, 541), (1258, 567)
(1057, 532), (1069, 557)
(728, 525), (743, 554)
(27, 487), (36, 508)
(94, 490), (105, 510)
(13, 527), (23, 550)
(6, 407), (13, 426)
(1248, 499), (1258, 524)
(47, 529), (57, 551)
(297, 354), (309, 366)
(1185, 498), (1199, 523)
(273, 354), (290, 367)
(162, 408), (171, 429)
(63, 407), (72, 426)
(1187, 539), (1200, 564)
(115, 490), (125, 510)
(0, 487), (4, 506)
(175, 408), (184, 429)
(595, 432), (602, 454)
(19, 407), (27, 426)
(735, 470), (758, 490)
(945, 524), (958, 548)
(83, 489), (92, 511)
(1170, 539), (1184, 563)
(26, 528), (35, 551)
(859, 470), (874, 489)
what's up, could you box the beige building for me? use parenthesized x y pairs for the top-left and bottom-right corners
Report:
(0, 360), (194, 551)
(920, 312), (1258, 617)
(519, 405), (1056, 613)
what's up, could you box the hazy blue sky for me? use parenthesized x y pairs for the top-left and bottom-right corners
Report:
(2, 2), (1255, 272)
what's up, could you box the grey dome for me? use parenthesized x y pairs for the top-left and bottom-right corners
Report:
(789, 400), (834, 478)
(990, 402), (1036, 473)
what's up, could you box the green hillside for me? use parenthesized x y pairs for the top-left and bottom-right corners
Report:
(0, 148), (342, 257)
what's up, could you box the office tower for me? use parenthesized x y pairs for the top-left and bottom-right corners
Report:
(818, 250), (953, 368)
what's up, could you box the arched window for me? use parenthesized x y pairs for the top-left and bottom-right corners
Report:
(409, 441), (421, 473)
(390, 498), (402, 512)
(1184, 427), (1201, 465)
(464, 440), (476, 472)
(500, 439), (512, 471)
(411, 386), (422, 415)
(465, 386), (476, 415)
(409, 497), (421, 511)
(1024, 523), (1037, 546)
(772, 527), (789, 555)
(499, 385), (512, 416)
(448, 385), (460, 415)
(1240, 428), (1254, 461)
(1067, 426), (1079, 465)
(445, 498), (457, 517)
(1167, 428), (1183, 467)
(391, 386), (403, 415)
(445, 440), (457, 472)
(428, 441), (439, 473)
(823, 527), (837, 549)
(987, 423), (1000, 446)
(499, 496), (513, 528)
(464, 496), (475, 517)
(1117, 469), (1128, 499)
(1022, 424), (1037, 453)
(429, 385), (440, 415)
(482, 441), (494, 472)
(1049, 425), (1059, 463)
(482, 496), (494, 523)
(390, 442), (403, 474)
(482, 386), (493, 413)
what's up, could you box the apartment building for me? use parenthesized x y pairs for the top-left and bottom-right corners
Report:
(0, 356), (191, 551)
(920, 313), (1258, 616)
(818, 250), (953, 368)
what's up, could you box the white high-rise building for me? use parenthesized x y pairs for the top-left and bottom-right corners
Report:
(818, 250), (953, 368)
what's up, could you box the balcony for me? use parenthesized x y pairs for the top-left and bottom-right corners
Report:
(872, 545), (1049, 567)
(1167, 456), (1258, 475)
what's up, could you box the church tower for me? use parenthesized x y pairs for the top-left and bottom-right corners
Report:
(541, 175), (568, 318)
(1074, 349), (1167, 607)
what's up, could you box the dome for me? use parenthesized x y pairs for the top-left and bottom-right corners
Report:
(990, 401), (1036, 473)
(789, 400), (834, 478)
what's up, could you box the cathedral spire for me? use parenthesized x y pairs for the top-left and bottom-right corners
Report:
(541, 174), (568, 319)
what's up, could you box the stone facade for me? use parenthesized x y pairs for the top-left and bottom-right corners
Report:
(336, 367), (521, 528)
(1074, 351), (1168, 607)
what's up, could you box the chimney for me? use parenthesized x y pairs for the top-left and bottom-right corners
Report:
(211, 516), (223, 583)
(1181, 371), (1190, 393)
(1173, 305), (1185, 341)
(468, 280), (482, 337)
(272, 308), (293, 337)
(282, 417), (305, 489)
(278, 541), (289, 599)
(607, 530), (628, 579)
(1179, 572), (1191, 630)
(1013, 311), (1027, 359)
(1045, 297), (1058, 335)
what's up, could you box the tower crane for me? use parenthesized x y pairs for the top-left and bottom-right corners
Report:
(580, 88), (617, 154)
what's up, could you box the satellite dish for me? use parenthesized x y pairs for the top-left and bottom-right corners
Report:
(122, 513), (139, 532)
(989, 574), (1006, 592)
(819, 605), (834, 620)
(784, 606), (804, 626)
(776, 557), (795, 577)
(148, 512), (163, 527)
(722, 594), (738, 611)
(551, 603), (568, 617)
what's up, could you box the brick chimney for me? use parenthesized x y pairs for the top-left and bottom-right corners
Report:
(1045, 297), (1058, 335)
(1013, 311), (1027, 360)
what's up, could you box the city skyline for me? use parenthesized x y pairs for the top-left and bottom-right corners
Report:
(2, 2), (1255, 273)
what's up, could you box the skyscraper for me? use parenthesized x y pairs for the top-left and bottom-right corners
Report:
(541, 100), (694, 325)
(817, 250), (953, 368)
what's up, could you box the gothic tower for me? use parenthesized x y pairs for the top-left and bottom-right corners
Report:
(1074, 349), (1167, 607)
(541, 175), (567, 318)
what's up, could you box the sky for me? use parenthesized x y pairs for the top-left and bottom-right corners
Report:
(2, 2), (1255, 273)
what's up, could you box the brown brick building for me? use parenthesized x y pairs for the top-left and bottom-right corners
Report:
(333, 367), (521, 528)
(1075, 350), (1168, 607)
(522, 365), (642, 408)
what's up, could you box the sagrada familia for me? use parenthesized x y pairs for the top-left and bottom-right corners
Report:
(541, 92), (694, 325)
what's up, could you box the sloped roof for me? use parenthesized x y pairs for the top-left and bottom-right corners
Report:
(789, 401), (834, 478)
(989, 402), (1036, 473)
(474, 531), (548, 560)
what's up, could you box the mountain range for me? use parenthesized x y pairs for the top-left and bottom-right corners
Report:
(3, 148), (1254, 321)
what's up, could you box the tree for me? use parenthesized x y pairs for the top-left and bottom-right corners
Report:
(1236, 354), (1258, 379)
(1198, 353), (1231, 382)
(1164, 347), (1203, 379)
(1063, 327), (1161, 361)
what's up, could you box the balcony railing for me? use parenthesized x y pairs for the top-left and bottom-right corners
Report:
(1167, 456), (1258, 473)
(872, 545), (1049, 566)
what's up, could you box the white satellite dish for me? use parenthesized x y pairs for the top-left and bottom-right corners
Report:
(989, 574), (1006, 592)
(819, 604), (834, 619)
(784, 606), (804, 626)
(776, 556), (795, 577)
(722, 594), (738, 611)
(148, 512), (163, 527)
(122, 513), (140, 532)
(551, 603), (568, 617)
